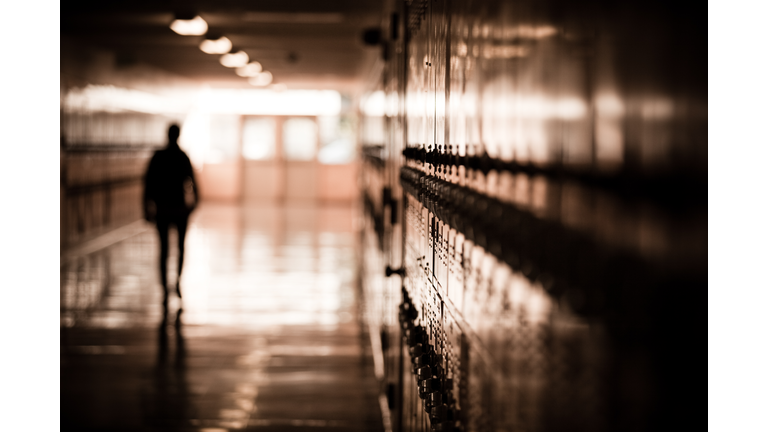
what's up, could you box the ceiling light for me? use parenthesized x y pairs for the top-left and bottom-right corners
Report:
(200, 36), (232, 54)
(249, 72), (273, 87)
(235, 62), (263, 77)
(170, 15), (208, 36)
(220, 51), (249, 68)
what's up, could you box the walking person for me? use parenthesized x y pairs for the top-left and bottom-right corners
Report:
(143, 124), (199, 308)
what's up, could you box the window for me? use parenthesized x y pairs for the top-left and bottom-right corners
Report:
(209, 114), (240, 162)
(318, 115), (356, 164)
(242, 117), (276, 160)
(282, 117), (317, 161)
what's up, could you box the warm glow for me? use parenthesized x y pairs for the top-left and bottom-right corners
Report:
(513, 25), (558, 39)
(595, 92), (625, 165)
(282, 117), (317, 161)
(220, 51), (249, 68)
(199, 36), (232, 54)
(193, 88), (341, 115)
(248, 71), (273, 86)
(483, 45), (529, 59)
(180, 88), (344, 166)
(555, 97), (588, 120)
(235, 62), (263, 77)
(361, 91), (386, 117)
(62, 84), (192, 114)
(241, 117), (276, 160)
(641, 97), (674, 119)
(170, 16), (208, 36)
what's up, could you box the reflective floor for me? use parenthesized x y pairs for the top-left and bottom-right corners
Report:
(60, 202), (383, 432)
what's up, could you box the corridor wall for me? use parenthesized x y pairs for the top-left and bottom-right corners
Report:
(359, 0), (705, 431)
(60, 39), (195, 247)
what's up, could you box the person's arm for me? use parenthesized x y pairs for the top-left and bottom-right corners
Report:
(190, 172), (199, 210)
(185, 155), (199, 211)
(143, 154), (158, 222)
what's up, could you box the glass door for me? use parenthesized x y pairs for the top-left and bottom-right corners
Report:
(242, 116), (282, 200)
(241, 116), (319, 202)
(281, 116), (318, 201)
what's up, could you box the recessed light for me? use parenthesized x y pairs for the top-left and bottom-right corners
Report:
(248, 71), (273, 86)
(220, 51), (249, 68)
(170, 15), (208, 36)
(200, 36), (232, 54)
(235, 62), (263, 77)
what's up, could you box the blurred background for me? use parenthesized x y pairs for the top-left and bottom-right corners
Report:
(59, 0), (706, 431)
(60, 2), (389, 430)
(60, 1), (385, 245)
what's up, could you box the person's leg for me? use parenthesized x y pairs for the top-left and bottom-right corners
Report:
(156, 218), (170, 305)
(175, 215), (189, 298)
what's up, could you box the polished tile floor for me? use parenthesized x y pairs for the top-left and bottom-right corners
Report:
(60, 202), (383, 431)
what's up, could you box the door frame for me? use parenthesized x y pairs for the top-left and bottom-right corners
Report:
(239, 115), (320, 202)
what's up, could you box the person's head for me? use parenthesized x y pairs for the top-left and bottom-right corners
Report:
(168, 124), (180, 146)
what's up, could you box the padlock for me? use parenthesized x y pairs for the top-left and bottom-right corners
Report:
(408, 305), (419, 320)
(419, 385), (431, 400)
(409, 342), (423, 358)
(423, 393), (438, 412)
(415, 352), (435, 368)
(429, 390), (443, 406)
(431, 363), (444, 378)
(420, 377), (441, 392)
(403, 325), (415, 341)
(430, 421), (451, 432)
(430, 404), (448, 423)
(444, 378), (453, 389)
(408, 326), (426, 346)
(417, 365), (432, 380)
(413, 354), (426, 368)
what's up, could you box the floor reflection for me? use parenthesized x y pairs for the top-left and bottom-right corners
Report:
(60, 202), (383, 431)
(145, 307), (193, 428)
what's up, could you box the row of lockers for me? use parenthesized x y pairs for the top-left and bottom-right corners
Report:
(360, 0), (704, 430)
(60, 149), (151, 246)
(61, 181), (144, 246)
(62, 149), (153, 187)
(61, 111), (181, 147)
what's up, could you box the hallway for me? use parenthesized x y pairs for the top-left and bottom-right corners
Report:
(60, 202), (384, 431)
(47, 0), (712, 429)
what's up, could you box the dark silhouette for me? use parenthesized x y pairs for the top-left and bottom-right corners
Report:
(143, 124), (198, 306)
(146, 307), (191, 427)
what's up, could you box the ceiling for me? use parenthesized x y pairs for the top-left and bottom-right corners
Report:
(61, 0), (385, 91)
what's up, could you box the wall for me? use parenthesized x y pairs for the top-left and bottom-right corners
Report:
(199, 112), (360, 204)
(60, 38), (198, 247)
(359, 0), (705, 431)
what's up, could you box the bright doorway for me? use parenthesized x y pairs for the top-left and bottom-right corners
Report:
(240, 115), (358, 202)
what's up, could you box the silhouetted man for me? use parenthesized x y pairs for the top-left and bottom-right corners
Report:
(143, 124), (198, 307)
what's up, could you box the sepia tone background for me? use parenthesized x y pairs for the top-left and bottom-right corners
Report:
(56, 0), (707, 431)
